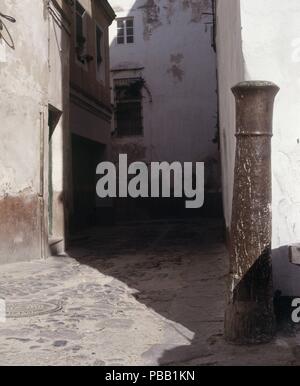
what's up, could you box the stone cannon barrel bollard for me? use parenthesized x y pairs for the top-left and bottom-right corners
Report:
(225, 81), (279, 345)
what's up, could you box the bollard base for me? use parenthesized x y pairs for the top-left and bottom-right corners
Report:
(225, 301), (276, 345)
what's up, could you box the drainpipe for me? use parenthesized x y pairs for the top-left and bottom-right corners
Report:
(225, 81), (279, 345)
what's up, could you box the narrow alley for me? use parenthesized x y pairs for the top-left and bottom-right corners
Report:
(1, 0), (300, 369)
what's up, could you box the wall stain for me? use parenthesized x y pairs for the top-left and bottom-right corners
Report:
(138, 0), (211, 40)
(138, 0), (162, 40)
(182, 0), (190, 11)
(164, 0), (176, 24)
(167, 53), (184, 82)
(182, 0), (211, 23)
(0, 194), (41, 264)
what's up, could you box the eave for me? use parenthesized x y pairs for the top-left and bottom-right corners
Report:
(97, 0), (116, 24)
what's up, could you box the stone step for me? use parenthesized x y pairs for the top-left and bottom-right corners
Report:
(49, 238), (65, 256)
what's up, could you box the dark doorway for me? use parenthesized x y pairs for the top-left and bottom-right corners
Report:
(71, 134), (106, 231)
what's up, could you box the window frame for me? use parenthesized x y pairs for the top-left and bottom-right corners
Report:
(114, 78), (144, 137)
(116, 17), (135, 45)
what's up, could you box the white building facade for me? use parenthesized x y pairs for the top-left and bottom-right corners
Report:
(109, 0), (220, 204)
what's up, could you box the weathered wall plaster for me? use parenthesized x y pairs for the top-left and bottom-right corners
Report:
(0, 0), (49, 263)
(109, 0), (219, 175)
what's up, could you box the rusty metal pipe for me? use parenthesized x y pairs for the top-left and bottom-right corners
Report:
(225, 81), (279, 345)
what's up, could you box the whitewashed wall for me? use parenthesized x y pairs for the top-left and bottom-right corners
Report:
(109, 0), (219, 189)
(0, 0), (49, 263)
(217, 0), (300, 295)
(0, 0), (48, 197)
(216, 0), (244, 228)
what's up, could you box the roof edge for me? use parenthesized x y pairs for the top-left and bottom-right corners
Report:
(97, 0), (116, 23)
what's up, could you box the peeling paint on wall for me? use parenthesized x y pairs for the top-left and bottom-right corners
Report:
(167, 53), (184, 82)
(164, 0), (176, 24)
(182, 0), (190, 11)
(137, 0), (212, 40)
(138, 0), (162, 40)
(182, 0), (212, 23)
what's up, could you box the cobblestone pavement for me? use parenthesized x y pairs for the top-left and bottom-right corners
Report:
(0, 219), (299, 366)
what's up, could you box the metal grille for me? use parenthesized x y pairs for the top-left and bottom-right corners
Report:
(114, 78), (143, 137)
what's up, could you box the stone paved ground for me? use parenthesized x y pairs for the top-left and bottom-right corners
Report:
(0, 219), (299, 366)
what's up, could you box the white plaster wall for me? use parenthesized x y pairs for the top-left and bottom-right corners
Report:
(0, 0), (49, 263)
(240, 0), (300, 249)
(0, 0), (48, 197)
(109, 0), (218, 168)
(240, 0), (300, 296)
(217, 0), (300, 295)
(215, 0), (244, 228)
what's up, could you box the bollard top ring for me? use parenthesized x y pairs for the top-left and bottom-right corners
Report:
(232, 81), (280, 95)
(232, 81), (279, 137)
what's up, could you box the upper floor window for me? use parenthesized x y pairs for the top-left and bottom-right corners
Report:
(117, 18), (134, 45)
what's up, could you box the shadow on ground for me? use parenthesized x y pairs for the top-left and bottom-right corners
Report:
(67, 219), (231, 365)
(66, 219), (300, 366)
(0, 219), (298, 365)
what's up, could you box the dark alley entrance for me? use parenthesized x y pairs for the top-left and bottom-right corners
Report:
(71, 134), (107, 231)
